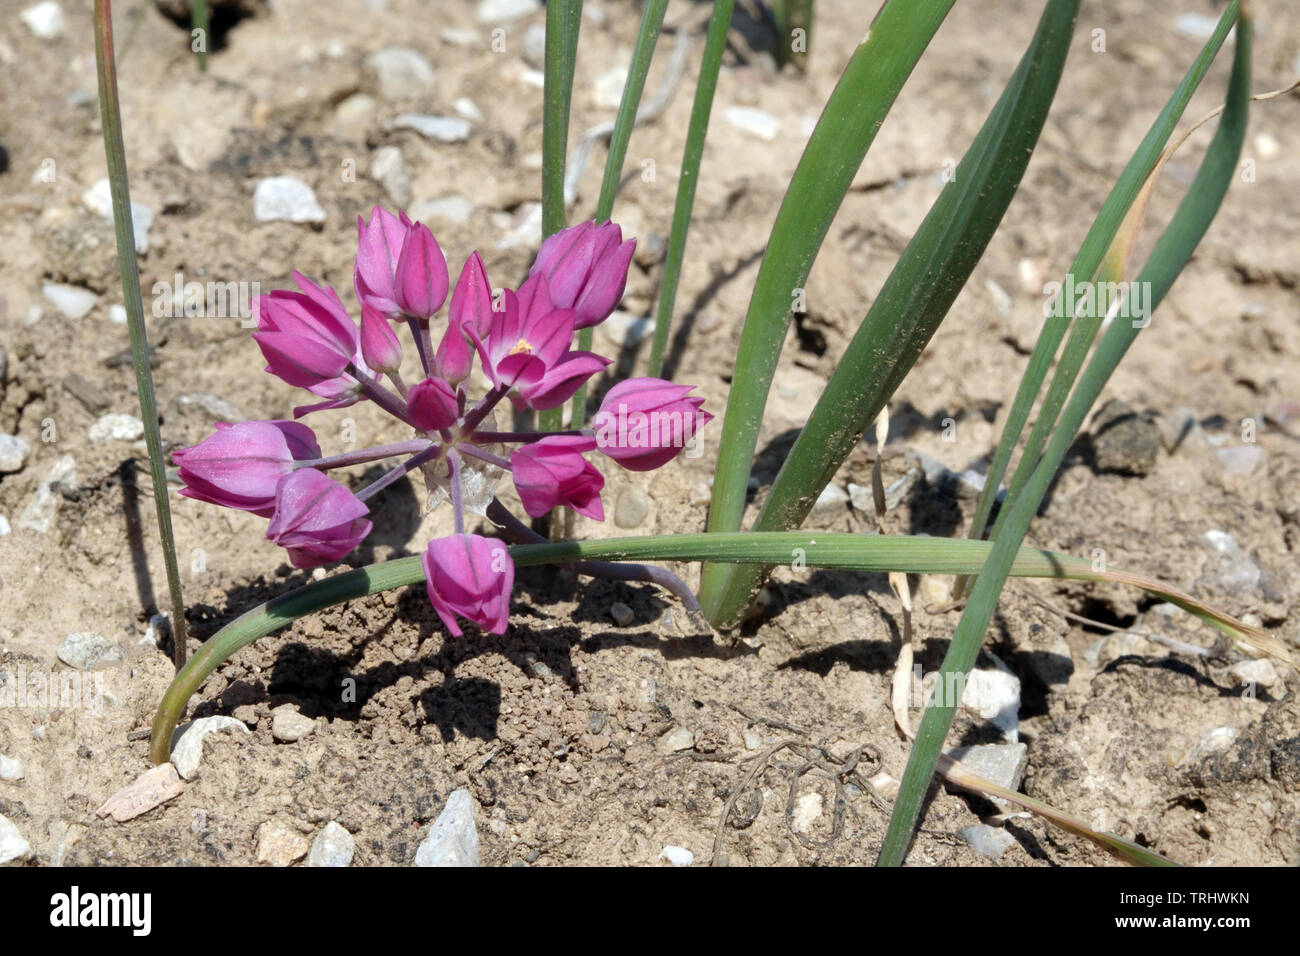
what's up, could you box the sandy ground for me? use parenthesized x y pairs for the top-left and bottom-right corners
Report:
(0, 0), (1298, 866)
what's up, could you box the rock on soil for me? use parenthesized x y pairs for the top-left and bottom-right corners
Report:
(414, 789), (480, 867)
(253, 176), (326, 224)
(256, 819), (310, 866)
(170, 716), (251, 780)
(0, 814), (32, 865)
(56, 632), (124, 670)
(306, 822), (356, 867)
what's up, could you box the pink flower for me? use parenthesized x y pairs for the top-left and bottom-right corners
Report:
(423, 533), (514, 636)
(510, 435), (604, 520)
(529, 220), (635, 328)
(266, 469), (372, 568)
(393, 222), (450, 321)
(359, 303), (402, 373)
(449, 251), (495, 338)
(175, 420), (321, 516)
(354, 206), (412, 317)
(408, 376), (460, 432)
(253, 272), (359, 389)
(593, 377), (713, 471)
(476, 274), (610, 410)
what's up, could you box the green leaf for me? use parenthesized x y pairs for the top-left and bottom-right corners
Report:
(698, 0), (958, 613)
(94, 0), (190, 668)
(879, 5), (1253, 867)
(702, 0), (1080, 628)
(647, 0), (735, 379)
(958, 0), (1241, 592)
(148, 531), (1271, 766)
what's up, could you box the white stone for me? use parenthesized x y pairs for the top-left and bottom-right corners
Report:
(944, 742), (1028, 794)
(170, 716), (251, 780)
(108, 305), (127, 325)
(1227, 658), (1280, 691)
(271, 705), (316, 743)
(811, 482), (849, 517)
(0, 756), (22, 780)
(57, 632), (124, 670)
(369, 146), (411, 206)
(16, 454), (76, 533)
(0, 515), (10, 536)
(725, 107), (780, 141)
(440, 28), (483, 48)
(81, 179), (153, 253)
(791, 791), (823, 833)
(253, 176), (326, 224)
(609, 602), (634, 627)
(391, 114), (471, 143)
(89, 413), (144, 443)
(453, 97), (484, 122)
(0, 814), (32, 865)
(1174, 13), (1220, 39)
(961, 667), (1021, 741)
(496, 201), (542, 250)
(306, 821), (355, 867)
(0, 434), (29, 473)
(476, 0), (541, 25)
(847, 482), (873, 513)
(409, 196), (475, 225)
(657, 726), (694, 754)
(592, 61), (630, 109)
(660, 845), (694, 866)
(42, 282), (97, 319)
(599, 311), (651, 348)
(1184, 726), (1238, 764)
(958, 824), (1016, 860)
(20, 1), (63, 39)
(414, 789), (480, 866)
(364, 47), (436, 101)
(521, 22), (546, 69)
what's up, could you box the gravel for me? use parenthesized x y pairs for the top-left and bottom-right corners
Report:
(414, 789), (480, 866)
(253, 176), (326, 224)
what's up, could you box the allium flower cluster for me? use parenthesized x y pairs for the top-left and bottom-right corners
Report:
(176, 209), (712, 637)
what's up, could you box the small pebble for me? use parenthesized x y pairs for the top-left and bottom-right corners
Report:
(453, 97), (484, 122)
(390, 114), (472, 143)
(0, 814), (32, 865)
(89, 413), (144, 443)
(657, 726), (694, 754)
(253, 176), (326, 224)
(660, 845), (694, 866)
(958, 824), (1016, 861)
(811, 482), (849, 518)
(271, 705), (316, 743)
(724, 107), (780, 141)
(364, 46), (436, 100)
(170, 716), (251, 780)
(415, 789), (480, 867)
(42, 283), (97, 319)
(613, 486), (649, 528)
(81, 179), (153, 253)
(609, 602), (634, 627)
(332, 92), (378, 140)
(1217, 444), (1262, 476)
(1227, 658), (1279, 691)
(742, 728), (762, 750)
(520, 22), (546, 70)
(477, 0), (541, 24)
(20, 1), (63, 39)
(0, 756), (23, 781)
(57, 632), (124, 670)
(95, 763), (184, 822)
(409, 196), (474, 225)
(599, 311), (651, 348)
(256, 819), (310, 867)
(0, 434), (30, 474)
(369, 146), (411, 207)
(943, 742), (1028, 794)
(306, 821), (355, 867)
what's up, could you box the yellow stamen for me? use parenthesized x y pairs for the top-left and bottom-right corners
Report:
(508, 339), (534, 356)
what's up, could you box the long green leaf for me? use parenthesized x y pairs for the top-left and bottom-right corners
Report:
(698, 0), (957, 612)
(94, 0), (190, 669)
(571, 0), (669, 425)
(957, 1), (1240, 593)
(880, 8), (1253, 866)
(647, 0), (735, 379)
(702, 0), (1080, 628)
(538, 0), (584, 435)
(148, 531), (1271, 765)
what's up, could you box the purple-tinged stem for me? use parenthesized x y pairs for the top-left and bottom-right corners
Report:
(356, 445), (441, 502)
(347, 364), (415, 426)
(300, 438), (433, 471)
(447, 450), (466, 534)
(472, 429), (591, 444)
(388, 369), (410, 399)
(458, 444), (512, 470)
(485, 499), (705, 621)
(407, 316), (435, 376)
(461, 384), (510, 434)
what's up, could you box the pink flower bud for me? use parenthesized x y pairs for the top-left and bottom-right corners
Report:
(449, 251), (494, 338)
(593, 377), (713, 471)
(510, 435), (604, 520)
(408, 376), (460, 432)
(529, 220), (636, 328)
(433, 323), (474, 385)
(359, 303), (402, 373)
(175, 420), (321, 516)
(393, 222), (449, 320)
(253, 272), (359, 389)
(354, 206), (412, 317)
(266, 469), (372, 568)
(423, 533), (514, 636)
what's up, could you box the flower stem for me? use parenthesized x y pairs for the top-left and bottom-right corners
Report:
(460, 384), (509, 434)
(301, 439), (433, 471)
(407, 316), (434, 375)
(457, 444), (512, 470)
(471, 429), (589, 444)
(356, 445), (441, 502)
(448, 450), (466, 534)
(348, 363), (414, 426)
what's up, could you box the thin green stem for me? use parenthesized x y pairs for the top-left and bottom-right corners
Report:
(94, 0), (190, 669)
(647, 0), (734, 378)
